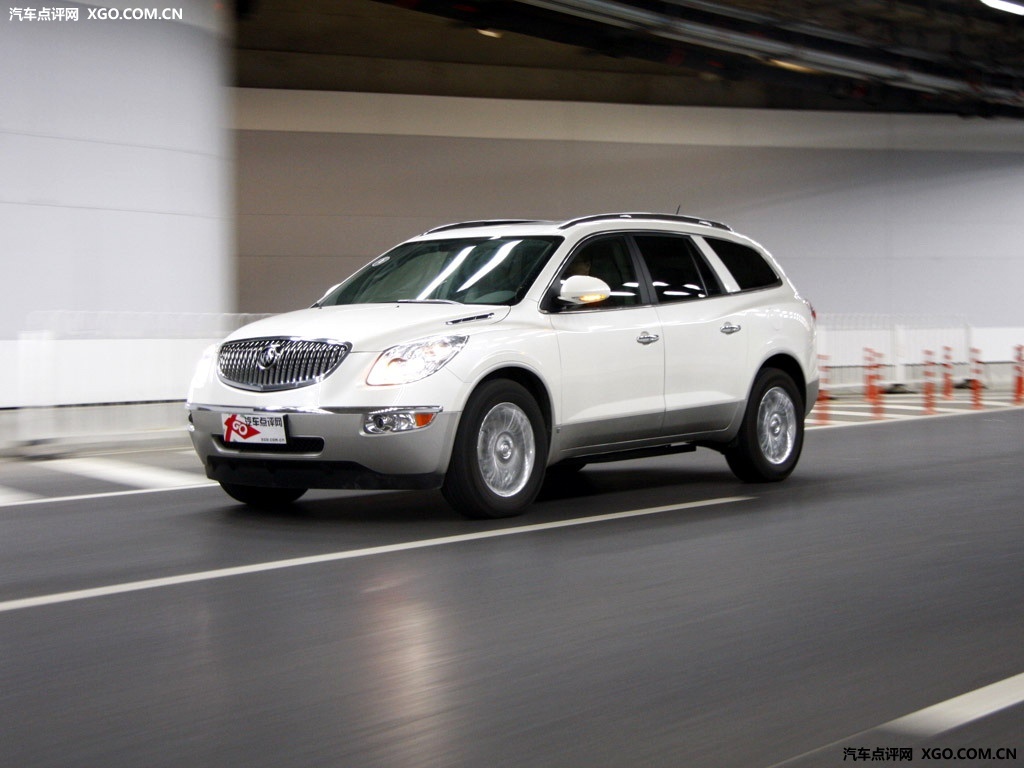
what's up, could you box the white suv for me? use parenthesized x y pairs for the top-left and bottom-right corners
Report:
(187, 214), (818, 518)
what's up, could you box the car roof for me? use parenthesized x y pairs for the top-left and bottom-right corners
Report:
(414, 212), (733, 241)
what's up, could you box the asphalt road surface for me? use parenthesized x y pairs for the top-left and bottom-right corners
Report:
(1, 409), (1022, 767)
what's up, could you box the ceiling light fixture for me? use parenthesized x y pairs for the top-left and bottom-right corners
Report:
(980, 0), (1024, 15)
(767, 59), (819, 74)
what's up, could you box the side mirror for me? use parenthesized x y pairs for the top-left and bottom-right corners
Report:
(558, 275), (611, 305)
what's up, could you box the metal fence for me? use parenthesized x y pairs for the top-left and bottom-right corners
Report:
(817, 314), (971, 392)
(817, 314), (1020, 394)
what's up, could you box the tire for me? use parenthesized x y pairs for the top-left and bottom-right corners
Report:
(725, 368), (804, 483)
(220, 482), (307, 508)
(443, 379), (548, 519)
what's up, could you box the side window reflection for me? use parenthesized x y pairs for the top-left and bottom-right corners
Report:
(704, 237), (781, 291)
(634, 235), (721, 303)
(557, 237), (640, 310)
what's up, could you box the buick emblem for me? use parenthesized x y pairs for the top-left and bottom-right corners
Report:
(256, 340), (285, 370)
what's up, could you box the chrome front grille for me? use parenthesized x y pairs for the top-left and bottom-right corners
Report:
(218, 337), (350, 392)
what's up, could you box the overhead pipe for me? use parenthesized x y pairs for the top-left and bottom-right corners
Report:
(658, 0), (981, 67)
(514, 0), (1024, 107)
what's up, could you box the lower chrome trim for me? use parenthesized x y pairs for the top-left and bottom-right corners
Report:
(189, 403), (443, 416)
(190, 403), (334, 415)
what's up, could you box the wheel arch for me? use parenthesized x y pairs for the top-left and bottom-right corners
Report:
(475, 366), (555, 439)
(443, 367), (552, 518)
(707, 353), (809, 454)
(756, 353), (808, 413)
(724, 361), (806, 483)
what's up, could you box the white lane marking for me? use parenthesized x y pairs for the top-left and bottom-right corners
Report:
(823, 405), (1006, 416)
(808, 402), (1024, 429)
(765, 671), (1024, 767)
(0, 485), (42, 506)
(0, 484), (217, 509)
(811, 409), (878, 418)
(833, 410), (919, 420)
(883, 671), (1024, 738)
(0, 496), (752, 613)
(41, 457), (209, 489)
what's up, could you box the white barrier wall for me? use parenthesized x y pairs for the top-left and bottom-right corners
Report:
(2, 313), (1020, 410)
(15, 338), (216, 408)
(3, 312), (269, 409)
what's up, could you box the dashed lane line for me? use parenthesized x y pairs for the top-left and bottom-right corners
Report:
(0, 496), (752, 613)
(766, 672), (1024, 767)
(883, 671), (1024, 737)
(41, 457), (209, 489)
(0, 486), (43, 506)
(0, 484), (217, 509)
(0, 455), (215, 509)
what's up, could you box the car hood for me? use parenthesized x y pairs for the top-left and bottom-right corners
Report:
(224, 303), (511, 352)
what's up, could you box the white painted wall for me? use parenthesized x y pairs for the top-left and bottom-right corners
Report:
(0, 2), (234, 341)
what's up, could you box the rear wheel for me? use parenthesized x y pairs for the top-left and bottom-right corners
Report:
(220, 482), (307, 508)
(443, 379), (548, 519)
(725, 368), (804, 483)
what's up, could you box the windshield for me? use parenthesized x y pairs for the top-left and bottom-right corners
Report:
(320, 236), (562, 306)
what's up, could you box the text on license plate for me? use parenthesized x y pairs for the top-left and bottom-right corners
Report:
(222, 413), (287, 444)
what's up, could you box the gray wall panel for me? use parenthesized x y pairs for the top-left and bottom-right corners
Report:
(237, 128), (1024, 324)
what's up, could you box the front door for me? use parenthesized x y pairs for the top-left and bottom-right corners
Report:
(548, 236), (665, 450)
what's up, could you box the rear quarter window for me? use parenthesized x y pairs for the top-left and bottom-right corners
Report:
(705, 237), (782, 291)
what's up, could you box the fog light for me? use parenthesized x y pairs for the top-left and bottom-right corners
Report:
(364, 407), (441, 434)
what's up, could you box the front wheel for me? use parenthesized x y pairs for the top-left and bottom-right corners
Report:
(725, 368), (804, 483)
(220, 482), (307, 508)
(443, 379), (548, 519)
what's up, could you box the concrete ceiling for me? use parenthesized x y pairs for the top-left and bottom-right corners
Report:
(234, 0), (1024, 116)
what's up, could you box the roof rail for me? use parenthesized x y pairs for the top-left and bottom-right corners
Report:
(422, 219), (546, 235)
(558, 213), (732, 232)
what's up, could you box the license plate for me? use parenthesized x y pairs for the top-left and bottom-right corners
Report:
(222, 413), (287, 445)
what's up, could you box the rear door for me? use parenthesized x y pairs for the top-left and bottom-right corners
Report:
(632, 233), (750, 435)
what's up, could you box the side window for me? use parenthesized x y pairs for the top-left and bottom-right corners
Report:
(705, 237), (781, 291)
(557, 236), (640, 309)
(633, 235), (722, 303)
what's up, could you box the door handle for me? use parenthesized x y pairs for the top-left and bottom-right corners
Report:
(720, 323), (742, 335)
(637, 332), (660, 345)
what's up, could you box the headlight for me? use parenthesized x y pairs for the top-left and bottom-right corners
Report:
(366, 335), (468, 386)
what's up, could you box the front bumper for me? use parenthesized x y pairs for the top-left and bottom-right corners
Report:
(188, 406), (459, 490)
